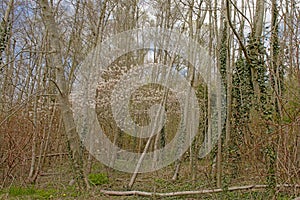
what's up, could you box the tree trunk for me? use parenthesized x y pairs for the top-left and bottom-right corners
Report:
(39, 0), (87, 190)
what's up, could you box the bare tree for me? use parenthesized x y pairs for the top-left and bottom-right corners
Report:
(39, 0), (87, 189)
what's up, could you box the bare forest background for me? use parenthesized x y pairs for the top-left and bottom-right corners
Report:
(0, 0), (299, 199)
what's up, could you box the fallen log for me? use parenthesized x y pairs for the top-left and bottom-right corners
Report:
(100, 184), (300, 197)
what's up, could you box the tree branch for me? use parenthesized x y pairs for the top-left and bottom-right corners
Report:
(229, 0), (252, 29)
(226, 0), (251, 64)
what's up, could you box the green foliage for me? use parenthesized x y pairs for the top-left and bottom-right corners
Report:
(0, 21), (9, 55)
(35, 189), (57, 199)
(265, 145), (277, 191)
(231, 57), (252, 174)
(8, 186), (36, 196)
(220, 22), (228, 87)
(7, 186), (57, 199)
(88, 173), (109, 186)
(63, 185), (82, 198)
(232, 57), (253, 122)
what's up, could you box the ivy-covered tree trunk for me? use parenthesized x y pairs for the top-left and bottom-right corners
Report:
(0, 0), (13, 60)
(266, 0), (281, 193)
(0, 0), (14, 112)
(248, 0), (277, 193)
(270, 0), (283, 119)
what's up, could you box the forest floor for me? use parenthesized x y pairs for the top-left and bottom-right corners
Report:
(0, 159), (299, 199)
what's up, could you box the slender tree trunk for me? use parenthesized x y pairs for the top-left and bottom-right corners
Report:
(0, 0), (14, 112)
(225, 0), (233, 148)
(215, 0), (227, 188)
(250, 0), (265, 99)
(39, 0), (87, 190)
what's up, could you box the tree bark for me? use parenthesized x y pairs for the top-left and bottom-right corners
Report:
(101, 184), (300, 197)
(39, 0), (87, 190)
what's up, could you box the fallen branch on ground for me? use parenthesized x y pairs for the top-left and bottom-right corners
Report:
(100, 184), (300, 197)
